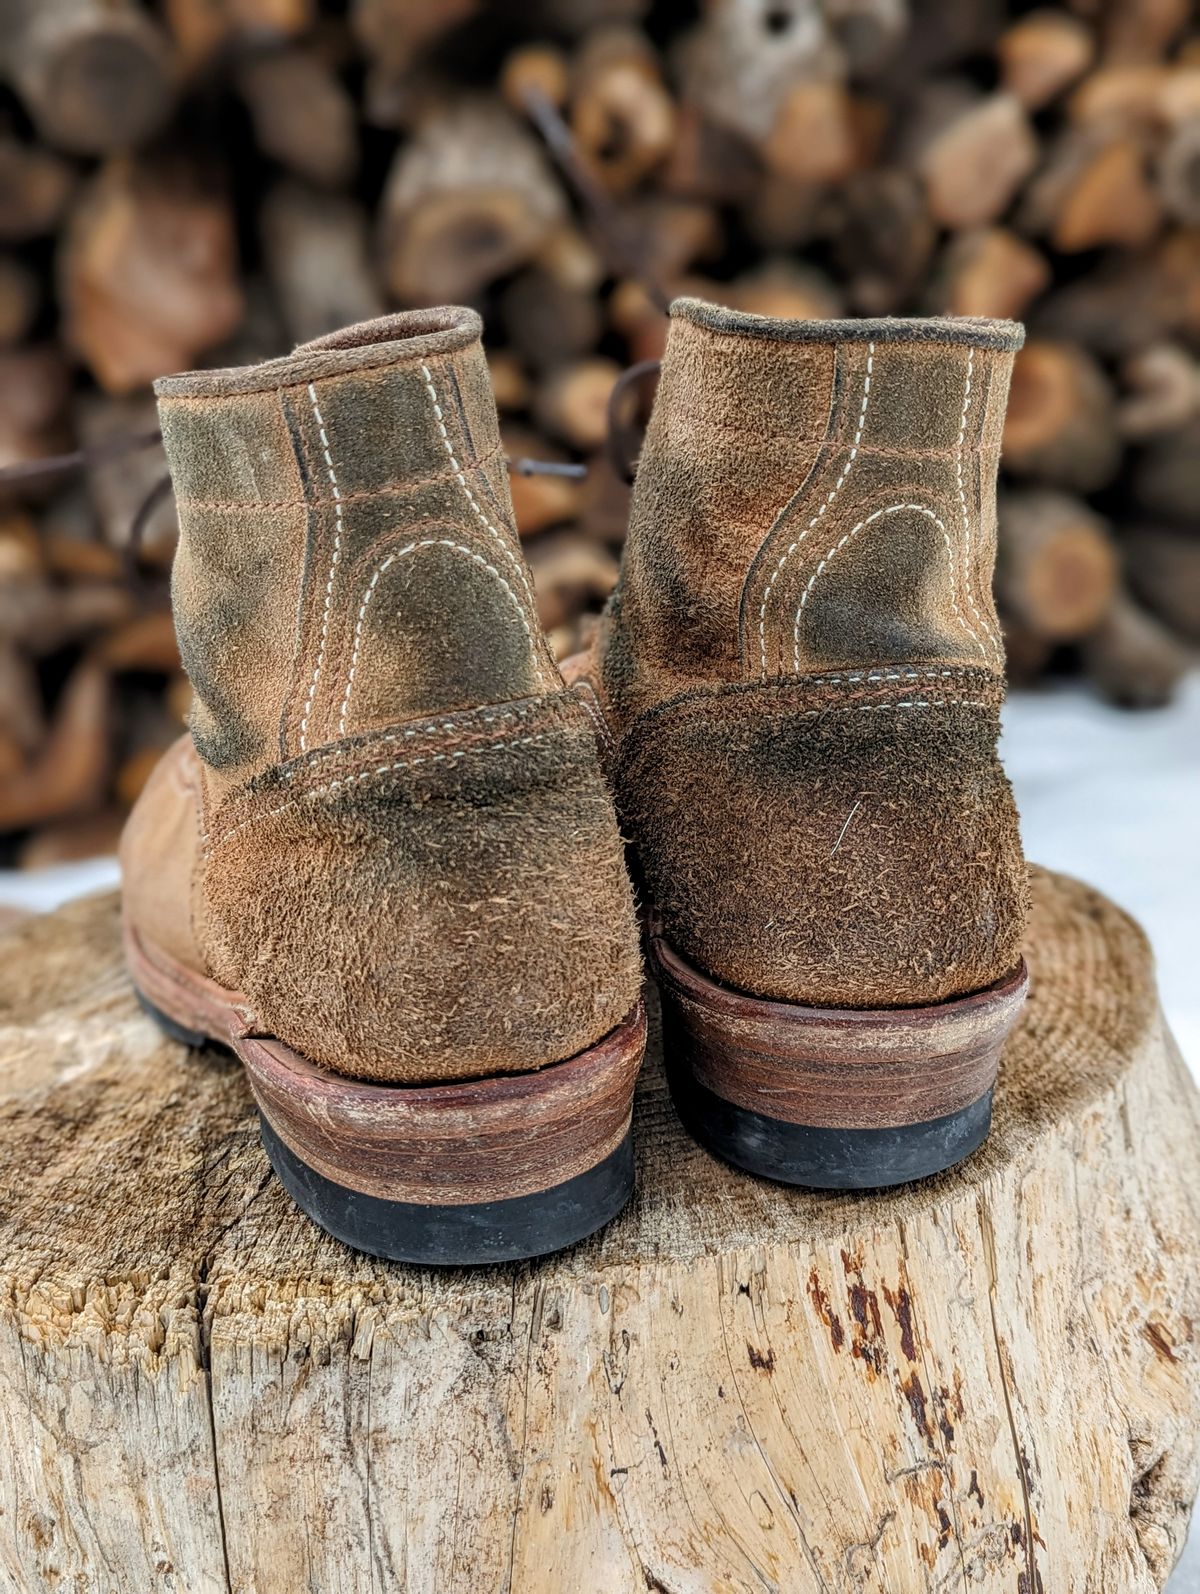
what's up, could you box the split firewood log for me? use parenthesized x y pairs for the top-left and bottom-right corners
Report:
(829, 166), (934, 314)
(577, 452), (632, 545)
(502, 428), (586, 537)
(500, 225), (605, 369)
(674, 0), (842, 138)
(1021, 128), (1162, 252)
(351, 0), (479, 127)
(59, 157), (244, 395)
(1002, 340), (1121, 492)
(1081, 588), (1194, 709)
(930, 226), (1050, 320)
(0, 644), (44, 776)
(0, 0), (176, 156)
(996, 489), (1120, 642)
(1099, 0), (1190, 66)
(500, 44), (570, 116)
(569, 27), (676, 193)
(659, 103), (761, 205)
(996, 609), (1055, 689)
(916, 92), (1038, 229)
(96, 613), (180, 677)
(236, 46), (359, 190)
(500, 269), (604, 372)
(823, 0), (909, 77)
(378, 97), (565, 304)
(1116, 345), (1200, 440)
(77, 396), (175, 557)
(1159, 118), (1200, 224)
(164, 0), (315, 74)
(728, 258), (843, 320)
(0, 656), (110, 832)
(1033, 231), (1200, 356)
(534, 358), (622, 452)
(0, 257), (39, 348)
(1126, 527), (1200, 643)
(1068, 64), (1174, 132)
(1130, 418), (1200, 524)
(526, 530), (620, 631)
(0, 346), (74, 497)
(350, 0), (478, 80)
(996, 9), (1094, 110)
(486, 352), (531, 413)
(0, 137), (76, 243)
(261, 181), (384, 347)
(742, 170), (831, 253)
(18, 809), (125, 869)
(623, 197), (723, 284)
(895, 0), (1004, 74)
(763, 80), (861, 184)
(0, 567), (133, 655)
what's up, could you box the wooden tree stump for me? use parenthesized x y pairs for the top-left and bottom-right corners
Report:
(1, 869), (1199, 1593)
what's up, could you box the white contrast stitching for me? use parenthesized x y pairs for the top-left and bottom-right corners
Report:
(954, 350), (991, 661)
(757, 343), (873, 679)
(792, 503), (982, 660)
(420, 362), (537, 612)
(212, 731), (558, 847)
(574, 685), (616, 758)
(297, 703), (542, 776)
(801, 667), (971, 685)
(299, 381), (345, 752)
(338, 538), (548, 734)
(209, 697), (993, 847)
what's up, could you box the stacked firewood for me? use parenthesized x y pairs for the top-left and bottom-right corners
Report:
(1, 0), (1198, 862)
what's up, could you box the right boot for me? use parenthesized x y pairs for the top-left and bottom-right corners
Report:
(119, 309), (645, 1265)
(568, 299), (1031, 1191)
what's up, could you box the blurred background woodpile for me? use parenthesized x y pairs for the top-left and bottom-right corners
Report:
(1, 0), (1198, 866)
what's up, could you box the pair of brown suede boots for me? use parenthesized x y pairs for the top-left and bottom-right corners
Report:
(120, 299), (1030, 1265)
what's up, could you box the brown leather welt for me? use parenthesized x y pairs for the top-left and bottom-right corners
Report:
(653, 935), (1028, 1129)
(241, 1000), (646, 1204)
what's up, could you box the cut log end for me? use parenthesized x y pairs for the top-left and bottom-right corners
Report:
(10, 5), (177, 156)
(998, 487), (1120, 639)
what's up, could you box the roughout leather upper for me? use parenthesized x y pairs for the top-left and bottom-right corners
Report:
(571, 298), (1030, 1009)
(122, 310), (641, 1083)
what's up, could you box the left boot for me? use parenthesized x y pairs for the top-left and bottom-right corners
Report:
(567, 298), (1030, 1190)
(121, 309), (645, 1264)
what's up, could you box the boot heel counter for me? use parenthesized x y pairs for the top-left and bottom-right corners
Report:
(201, 695), (641, 1081)
(621, 674), (1028, 1008)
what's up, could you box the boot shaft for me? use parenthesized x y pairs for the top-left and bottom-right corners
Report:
(156, 309), (556, 799)
(585, 299), (1028, 1014)
(130, 312), (641, 1086)
(603, 299), (1022, 721)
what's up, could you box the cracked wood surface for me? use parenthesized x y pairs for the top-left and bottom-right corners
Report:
(0, 869), (1198, 1592)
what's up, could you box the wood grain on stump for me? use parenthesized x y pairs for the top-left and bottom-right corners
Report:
(1, 869), (1198, 1593)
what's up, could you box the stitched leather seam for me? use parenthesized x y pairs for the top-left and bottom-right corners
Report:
(758, 342), (874, 677)
(791, 501), (986, 668)
(173, 445), (506, 511)
(208, 729), (566, 847)
(338, 538), (549, 734)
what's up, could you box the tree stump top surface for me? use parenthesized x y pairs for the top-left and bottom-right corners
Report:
(0, 867), (1165, 1285)
(2, 868), (1198, 1593)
